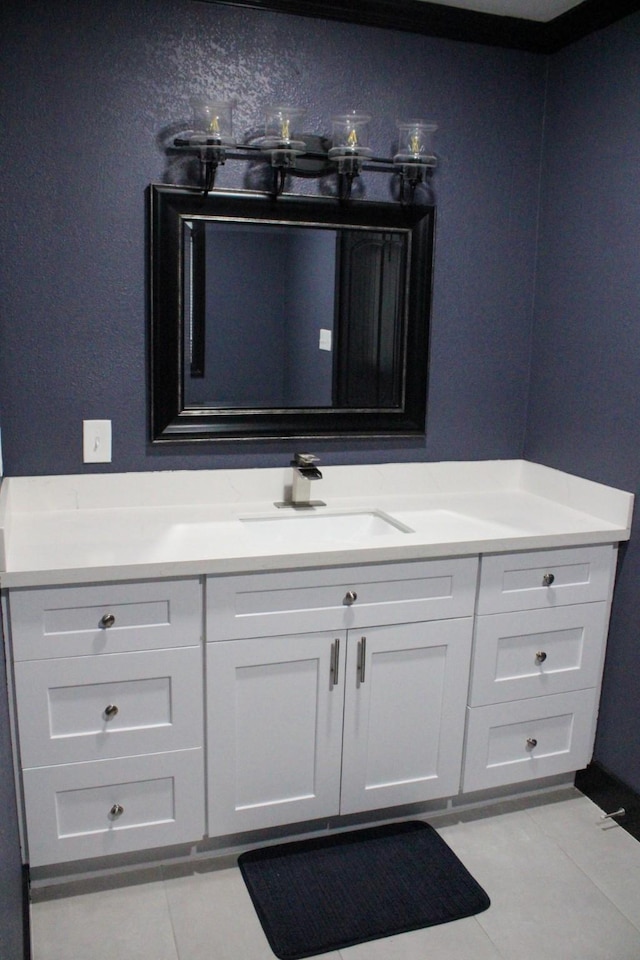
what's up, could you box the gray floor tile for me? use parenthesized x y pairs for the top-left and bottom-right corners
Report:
(526, 794), (640, 933)
(31, 876), (178, 960)
(162, 858), (344, 960)
(339, 917), (505, 959)
(438, 803), (640, 960)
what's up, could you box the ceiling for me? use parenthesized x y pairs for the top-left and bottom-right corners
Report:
(416, 0), (583, 21)
(216, 0), (639, 52)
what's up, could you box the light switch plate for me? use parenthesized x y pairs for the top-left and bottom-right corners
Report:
(83, 420), (112, 463)
(319, 328), (332, 352)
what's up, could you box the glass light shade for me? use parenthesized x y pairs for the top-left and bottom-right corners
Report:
(328, 112), (373, 160)
(255, 105), (307, 171)
(262, 106), (306, 149)
(394, 120), (437, 166)
(190, 99), (234, 146)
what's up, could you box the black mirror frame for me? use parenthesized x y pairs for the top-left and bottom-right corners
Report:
(149, 184), (435, 443)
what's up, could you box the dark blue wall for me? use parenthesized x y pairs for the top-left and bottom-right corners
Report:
(0, 0), (545, 475)
(284, 229), (335, 407)
(526, 11), (640, 792)
(201, 226), (289, 407)
(196, 226), (335, 408)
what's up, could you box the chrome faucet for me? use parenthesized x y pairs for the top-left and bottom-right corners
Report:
(276, 453), (325, 508)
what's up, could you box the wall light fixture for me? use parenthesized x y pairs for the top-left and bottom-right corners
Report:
(173, 100), (437, 201)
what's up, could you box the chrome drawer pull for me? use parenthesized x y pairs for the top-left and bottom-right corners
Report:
(110, 803), (124, 818)
(344, 591), (358, 605)
(535, 651), (547, 664)
(104, 704), (119, 719)
(100, 613), (116, 629)
(542, 573), (555, 587)
(358, 636), (367, 684)
(330, 639), (340, 689)
(526, 738), (538, 749)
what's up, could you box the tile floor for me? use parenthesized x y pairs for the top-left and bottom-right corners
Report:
(30, 789), (640, 960)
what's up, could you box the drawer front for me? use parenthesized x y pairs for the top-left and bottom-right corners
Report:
(477, 546), (615, 615)
(8, 578), (202, 660)
(469, 603), (609, 706)
(207, 558), (479, 640)
(15, 648), (203, 767)
(22, 749), (205, 867)
(462, 689), (598, 793)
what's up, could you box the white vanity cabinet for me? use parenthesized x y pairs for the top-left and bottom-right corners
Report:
(206, 558), (478, 835)
(463, 545), (617, 792)
(6, 578), (205, 866)
(1, 543), (621, 867)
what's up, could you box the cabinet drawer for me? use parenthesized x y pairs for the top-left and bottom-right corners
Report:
(469, 603), (608, 706)
(207, 558), (478, 639)
(8, 578), (202, 660)
(22, 749), (205, 867)
(14, 647), (203, 767)
(462, 689), (598, 792)
(477, 546), (615, 614)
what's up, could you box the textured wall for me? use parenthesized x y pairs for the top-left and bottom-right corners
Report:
(526, 13), (640, 791)
(0, 0), (545, 476)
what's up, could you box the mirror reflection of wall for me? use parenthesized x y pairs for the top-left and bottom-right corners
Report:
(183, 221), (407, 412)
(184, 223), (336, 409)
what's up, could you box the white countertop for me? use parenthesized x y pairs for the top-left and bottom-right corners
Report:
(0, 460), (633, 588)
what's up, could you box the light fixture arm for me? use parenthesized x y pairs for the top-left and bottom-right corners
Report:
(199, 150), (223, 195)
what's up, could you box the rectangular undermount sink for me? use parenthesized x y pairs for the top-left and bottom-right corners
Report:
(241, 510), (414, 543)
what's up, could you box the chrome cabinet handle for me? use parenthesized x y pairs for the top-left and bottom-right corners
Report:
(100, 613), (116, 629)
(535, 651), (547, 664)
(344, 591), (358, 605)
(110, 803), (124, 817)
(526, 738), (538, 749)
(104, 704), (119, 719)
(330, 639), (340, 689)
(358, 636), (367, 684)
(542, 573), (555, 587)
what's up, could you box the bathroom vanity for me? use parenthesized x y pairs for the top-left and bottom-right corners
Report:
(0, 460), (633, 873)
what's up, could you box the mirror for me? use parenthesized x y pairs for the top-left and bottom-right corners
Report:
(150, 185), (434, 442)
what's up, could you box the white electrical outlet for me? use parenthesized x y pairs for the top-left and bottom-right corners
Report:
(83, 420), (112, 463)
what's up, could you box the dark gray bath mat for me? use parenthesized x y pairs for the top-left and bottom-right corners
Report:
(238, 820), (491, 959)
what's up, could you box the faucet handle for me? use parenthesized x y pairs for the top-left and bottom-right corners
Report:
(292, 452), (320, 467)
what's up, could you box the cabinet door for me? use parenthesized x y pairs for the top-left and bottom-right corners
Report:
(340, 618), (473, 814)
(207, 632), (346, 835)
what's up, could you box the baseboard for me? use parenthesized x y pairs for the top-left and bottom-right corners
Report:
(575, 762), (640, 841)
